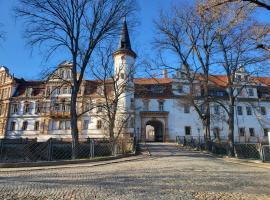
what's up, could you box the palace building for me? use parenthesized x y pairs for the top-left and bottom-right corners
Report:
(0, 20), (270, 143)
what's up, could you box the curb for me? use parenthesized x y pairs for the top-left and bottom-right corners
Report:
(0, 153), (136, 169)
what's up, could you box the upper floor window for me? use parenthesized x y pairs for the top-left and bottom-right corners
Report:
(0, 104), (3, 116)
(66, 70), (71, 79)
(246, 106), (252, 115)
(143, 99), (149, 111)
(184, 105), (190, 113)
(97, 120), (102, 129)
(24, 102), (31, 114)
(97, 101), (102, 113)
(237, 106), (243, 115)
(248, 88), (254, 97)
(158, 100), (164, 111)
(11, 104), (18, 114)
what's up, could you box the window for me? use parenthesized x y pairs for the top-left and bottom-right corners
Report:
(143, 99), (149, 111)
(11, 104), (18, 114)
(10, 122), (16, 131)
(66, 70), (71, 79)
(263, 128), (268, 137)
(248, 88), (254, 97)
(59, 121), (65, 130)
(97, 120), (102, 129)
(0, 105), (3, 116)
(184, 105), (190, 113)
(158, 100), (164, 111)
(35, 102), (43, 114)
(214, 105), (220, 115)
(237, 88), (242, 96)
(22, 121), (28, 131)
(61, 70), (65, 79)
(34, 121), (40, 131)
(66, 121), (71, 130)
(237, 106), (243, 115)
(177, 85), (183, 93)
(249, 128), (255, 137)
(185, 126), (191, 135)
(24, 102), (30, 114)
(130, 98), (134, 109)
(261, 107), (266, 115)
(239, 128), (245, 136)
(62, 87), (67, 94)
(246, 106), (252, 115)
(83, 120), (89, 130)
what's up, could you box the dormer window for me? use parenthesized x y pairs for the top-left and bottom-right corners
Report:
(66, 70), (71, 79)
(248, 88), (254, 97)
(61, 70), (65, 79)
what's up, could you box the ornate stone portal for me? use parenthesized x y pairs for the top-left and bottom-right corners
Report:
(140, 111), (169, 142)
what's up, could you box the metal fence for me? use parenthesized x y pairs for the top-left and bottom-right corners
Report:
(0, 137), (135, 163)
(261, 145), (270, 162)
(176, 135), (270, 161)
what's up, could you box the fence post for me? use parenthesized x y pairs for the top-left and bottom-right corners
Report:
(47, 138), (52, 161)
(89, 139), (94, 159)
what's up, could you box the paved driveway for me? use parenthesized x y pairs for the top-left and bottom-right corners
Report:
(0, 143), (269, 200)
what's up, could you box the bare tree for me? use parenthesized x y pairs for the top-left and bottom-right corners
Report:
(205, 2), (270, 156)
(154, 4), (219, 143)
(204, 0), (270, 11)
(203, 0), (270, 51)
(90, 45), (136, 151)
(15, 0), (137, 159)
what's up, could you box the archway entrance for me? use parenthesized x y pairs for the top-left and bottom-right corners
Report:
(146, 120), (163, 142)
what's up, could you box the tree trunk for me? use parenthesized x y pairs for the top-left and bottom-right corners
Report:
(70, 88), (79, 159)
(227, 99), (235, 157)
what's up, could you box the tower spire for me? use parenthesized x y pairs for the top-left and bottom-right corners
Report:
(114, 18), (136, 58)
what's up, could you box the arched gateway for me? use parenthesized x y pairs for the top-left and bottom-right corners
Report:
(140, 111), (169, 142)
(146, 120), (164, 142)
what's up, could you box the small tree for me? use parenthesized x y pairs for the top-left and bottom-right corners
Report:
(16, 0), (137, 159)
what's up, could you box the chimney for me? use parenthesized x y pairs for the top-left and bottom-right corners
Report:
(163, 69), (168, 78)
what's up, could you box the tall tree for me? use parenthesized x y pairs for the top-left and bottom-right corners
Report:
(16, 0), (136, 159)
(154, 4), (219, 143)
(203, 1), (270, 155)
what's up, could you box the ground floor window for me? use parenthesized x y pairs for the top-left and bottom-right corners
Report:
(249, 128), (255, 137)
(83, 120), (89, 130)
(185, 126), (191, 135)
(34, 121), (40, 131)
(10, 121), (16, 131)
(264, 128), (268, 137)
(22, 121), (28, 131)
(239, 128), (245, 136)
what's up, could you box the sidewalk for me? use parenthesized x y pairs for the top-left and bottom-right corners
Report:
(0, 153), (142, 172)
(221, 156), (270, 169)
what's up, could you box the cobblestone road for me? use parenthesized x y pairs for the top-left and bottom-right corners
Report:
(0, 143), (269, 200)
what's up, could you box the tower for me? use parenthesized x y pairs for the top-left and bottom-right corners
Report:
(113, 18), (137, 136)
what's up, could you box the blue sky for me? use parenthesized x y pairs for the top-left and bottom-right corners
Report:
(0, 0), (269, 79)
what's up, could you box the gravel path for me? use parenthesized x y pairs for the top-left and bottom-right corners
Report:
(0, 143), (269, 200)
